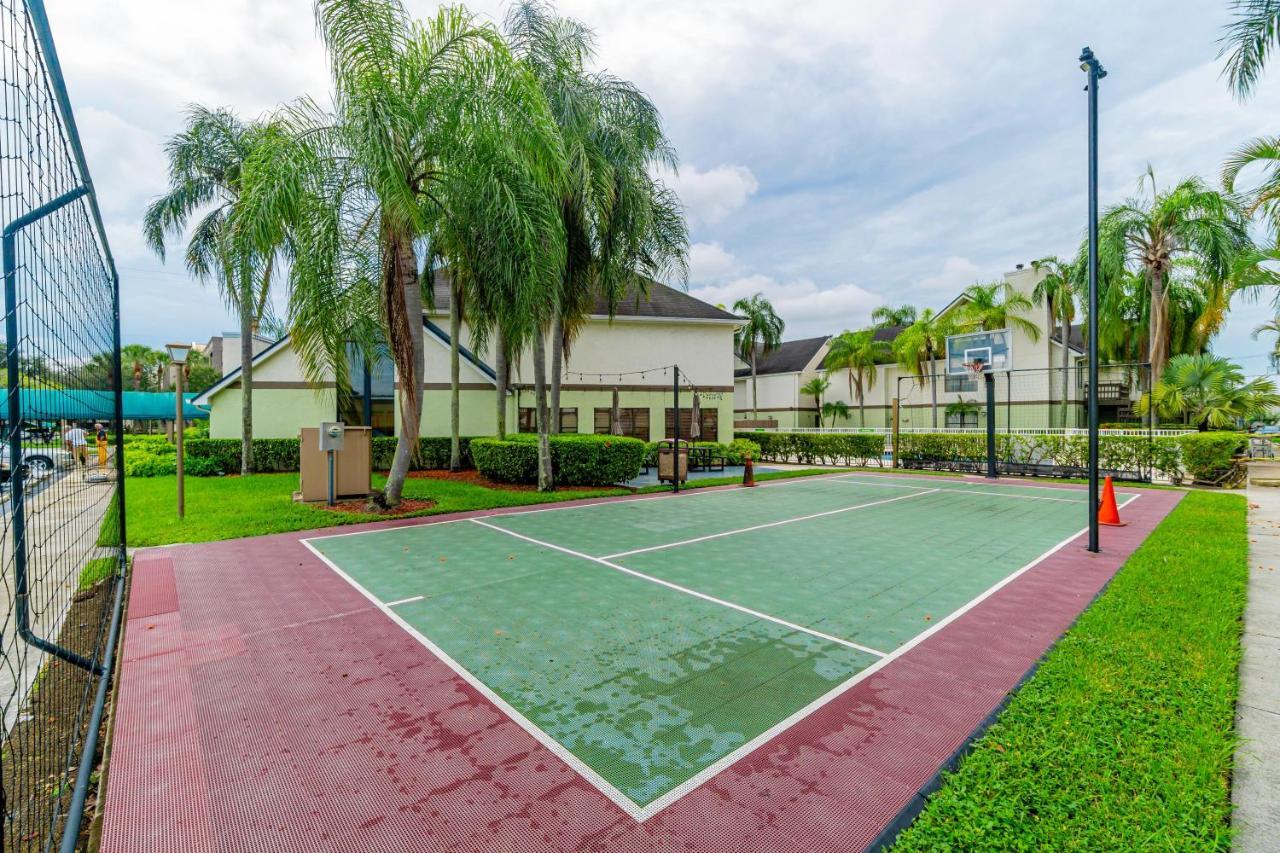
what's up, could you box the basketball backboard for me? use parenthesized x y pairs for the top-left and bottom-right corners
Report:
(945, 329), (1012, 375)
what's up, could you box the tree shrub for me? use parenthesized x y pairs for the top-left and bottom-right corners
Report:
(1176, 432), (1245, 482)
(736, 431), (886, 466)
(472, 434), (645, 485)
(371, 436), (473, 470)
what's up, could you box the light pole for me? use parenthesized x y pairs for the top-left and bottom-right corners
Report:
(1080, 46), (1106, 553)
(166, 342), (191, 518)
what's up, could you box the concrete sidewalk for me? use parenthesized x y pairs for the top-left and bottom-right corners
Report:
(1233, 476), (1280, 850)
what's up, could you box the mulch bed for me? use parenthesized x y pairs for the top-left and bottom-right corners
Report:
(319, 497), (438, 514)
(406, 468), (541, 492)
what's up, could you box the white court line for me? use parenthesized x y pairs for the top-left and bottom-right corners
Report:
(468, 518), (889, 659)
(386, 595), (424, 607)
(300, 492), (1145, 822)
(298, 538), (647, 820)
(302, 469), (864, 543)
(601, 488), (940, 558)
(819, 478), (1084, 503)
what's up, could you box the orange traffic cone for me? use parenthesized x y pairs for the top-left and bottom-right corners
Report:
(743, 453), (757, 487)
(1098, 475), (1126, 527)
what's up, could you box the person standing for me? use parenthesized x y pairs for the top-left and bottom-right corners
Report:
(94, 422), (108, 470)
(63, 421), (88, 467)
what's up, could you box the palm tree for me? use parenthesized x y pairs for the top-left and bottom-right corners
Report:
(825, 329), (889, 427)
(504, 1), (687, 461)
(1253, 317), (1280, 371)
(733, 293), (785, 420)
(1220, 0), (1280, 99)
(1031, 257), (1077, 427)
(233, 0), (565, 505)
(893, 308), (952, 428)
(955, 281), (1041, 341)
(1222, 138), (1280, 232)
(871, 304), (917, 329)
(1138, 353), (1280, 429)
(800, 375), (830, 427)
(144, 106), (280, 474)
(821, 400), (850, 427)
(1093, 170), (1251, 383)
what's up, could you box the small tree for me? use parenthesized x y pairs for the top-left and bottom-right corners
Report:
(801, 375), (830, 427)
(734, 293), (785, 420)
(1138, 353), (1280, 429)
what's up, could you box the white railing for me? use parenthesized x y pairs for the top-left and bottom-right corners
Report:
(753, 426), (1195, 438)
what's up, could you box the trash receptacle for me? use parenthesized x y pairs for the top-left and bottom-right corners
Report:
(656, 438), (689, 484)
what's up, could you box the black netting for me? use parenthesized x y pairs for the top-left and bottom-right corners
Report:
(1, 1), (127, 850)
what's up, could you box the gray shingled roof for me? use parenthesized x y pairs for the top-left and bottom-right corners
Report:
(735, 336), (831, 377)
(427, 273), (737, 322)
(1051, 323), (1085, 353)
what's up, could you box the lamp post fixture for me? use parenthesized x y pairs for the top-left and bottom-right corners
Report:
(166, 342), (191, 518)
(1079, 46), (1106, 553)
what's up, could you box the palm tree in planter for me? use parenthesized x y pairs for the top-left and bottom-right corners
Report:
(1031, 257), (1077, 427)
(893, 308), (953, 429)
(800, 375), (831, 427)
(233, 0), (565, 505)
(1138, 353), (1280, 429)
(1093, 170), (1251, 382)
(826, 329), (889, 427)
(734, 293), (785, 420)
(144, 106), (282, 475)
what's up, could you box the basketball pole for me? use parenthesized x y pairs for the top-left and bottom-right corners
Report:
(984, 371), (997, 479)
(1081, 47), (1106, 554)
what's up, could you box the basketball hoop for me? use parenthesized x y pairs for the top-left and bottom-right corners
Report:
(964, 359), (987, 382)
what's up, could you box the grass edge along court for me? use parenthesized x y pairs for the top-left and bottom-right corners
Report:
(299, 471), (1143, 822)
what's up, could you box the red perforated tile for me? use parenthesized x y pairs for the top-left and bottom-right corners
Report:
(101, 483), (1185, 853)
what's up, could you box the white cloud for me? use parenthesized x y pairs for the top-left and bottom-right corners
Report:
(691, 274), (881, 338)
(688, 242), (738, 282)
(660, 164), (758, 227)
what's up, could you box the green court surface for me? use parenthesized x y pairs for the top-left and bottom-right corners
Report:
(304, 474), (1121, 815)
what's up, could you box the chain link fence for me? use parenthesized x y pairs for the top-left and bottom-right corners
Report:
(894, 363), (1154, 481)
(1, 1), (127, 850)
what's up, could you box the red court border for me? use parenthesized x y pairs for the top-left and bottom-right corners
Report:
(100, 474), (1183, 853)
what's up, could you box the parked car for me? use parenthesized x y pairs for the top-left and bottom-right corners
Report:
(0, 443), (73, 476)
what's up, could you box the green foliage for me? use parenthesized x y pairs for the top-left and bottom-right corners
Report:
(77, 557), (119, 591)
(472, 434), (646, 485)
(737, 431), (886, 466)
(1139, 353), (1280, 428)
(371, 437), (473, 471)
(123, 451), (177, 478)
(892, 492), (1246, 850)
(1176, 432), (1246, 481)
(644, 438), (763, 465)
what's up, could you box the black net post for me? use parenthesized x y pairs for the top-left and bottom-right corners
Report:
(984, 372), (997, 479)
(1, 1), (128, 849)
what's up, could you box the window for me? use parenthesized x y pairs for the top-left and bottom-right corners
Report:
(665, 407), (718, 440)
(519, 407), (578, 433)
(945, 410), (979, 428)
(339, 343), (395, 435)
(945, 374), (978, 393)
(594, 407), (651, 440)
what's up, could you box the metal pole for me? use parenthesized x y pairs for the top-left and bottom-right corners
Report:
(985, 372), (997, 479)
(1081, 47), (1106, 553)
(672, 364), (680, 493)
(175, 365), (185, 518)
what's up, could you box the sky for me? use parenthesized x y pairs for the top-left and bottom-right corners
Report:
(43, 0), (1280, 377)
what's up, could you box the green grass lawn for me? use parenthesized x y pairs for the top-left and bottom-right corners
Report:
(121, 468), (843, 547)
(892, 490), (1247, 851)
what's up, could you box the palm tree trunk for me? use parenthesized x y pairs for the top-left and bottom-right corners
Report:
(252, 254), (274, 336)
(448, 274), (462, 472)
(751, 351), (759, 420)
(532, 325), (553, 491)
(238, 276), (254, 476)
(1047, 300), (1056, 427)
(1149, 269), (1168, 428)
(1060, 316), (1071, 428)
(857, 381), (866, 428)
(494, 329), (508, 439)
(549, 309), (563, 433)
(928, 350), (938, 429)
(384, 234), (424, 506)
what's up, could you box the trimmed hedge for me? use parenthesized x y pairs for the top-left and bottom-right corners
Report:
(736, 431), (885, 466)
(472, 434), (646, 486)
(124, 436), (477, 478)
(645, 438), (762, 466)
(739, 430), (1247, 484)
